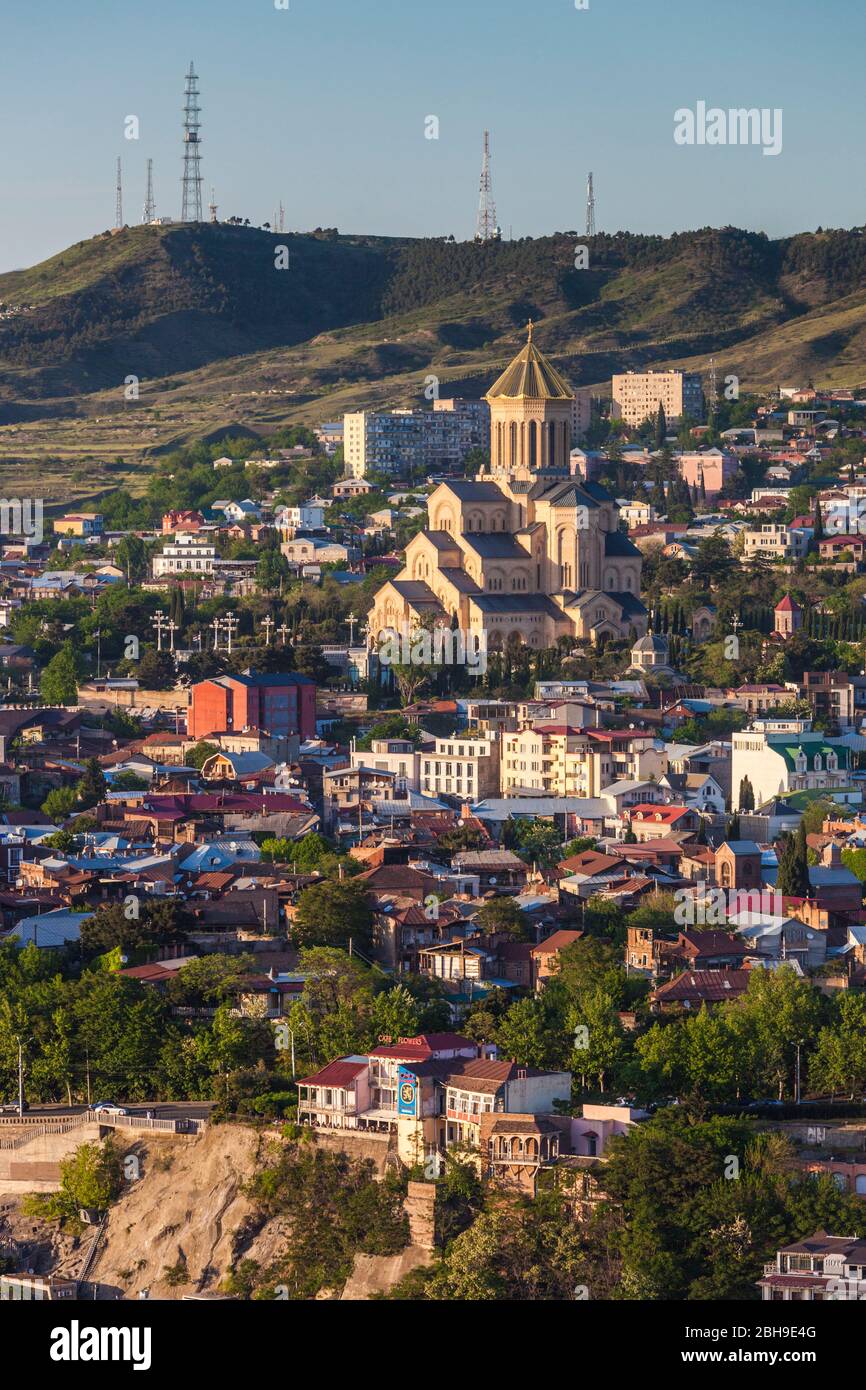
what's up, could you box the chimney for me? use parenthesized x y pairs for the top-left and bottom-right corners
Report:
(822, 840), (842, 869)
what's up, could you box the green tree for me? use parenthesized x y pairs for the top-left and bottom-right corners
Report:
(40, 641), (78, 705)
(738, 776), (755, 813)
(473, 897), (530, 941)
(292, 880), (373, 953)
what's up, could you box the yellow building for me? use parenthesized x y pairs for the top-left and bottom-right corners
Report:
(610, 370), (703, 428)
(367, 326), (647, 653)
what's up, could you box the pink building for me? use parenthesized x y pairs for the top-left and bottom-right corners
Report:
(677, 449), (739, 499)
(570, 1103), (648, 1158)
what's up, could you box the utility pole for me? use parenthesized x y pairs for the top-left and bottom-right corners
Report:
(345, 612), (358, 646)
(261, 616), (274, 647)
(95, 628), (102, 680)
(211, 616), (222, 651)
(277, 623), (290, 646)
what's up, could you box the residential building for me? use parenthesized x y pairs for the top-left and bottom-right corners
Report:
(343, 399), (490, 479)
(610, 369), (704, 427)
(796, 671), (855, 731)
(350, 737), (421, 791)
(296, 1033), (570, 1166)
(54, 513), (103, 538)
(742, 524), (809, 562)
(731, 718), (851, 807)
(759, 1231), (866, 1301)
(188, 672), (317, 742)
(676, 449), (739, 499)
(152, 533), (217, 578)
(420, 734), (499, 800)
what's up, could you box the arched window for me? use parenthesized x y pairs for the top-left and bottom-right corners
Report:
(528, 421), (537, 469)
(814, 754), (822, 772)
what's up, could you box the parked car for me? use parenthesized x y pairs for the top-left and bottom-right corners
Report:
(0, 1101), (27, 1114)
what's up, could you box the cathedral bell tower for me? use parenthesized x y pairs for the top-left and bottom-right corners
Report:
(485, 321), (575, 477)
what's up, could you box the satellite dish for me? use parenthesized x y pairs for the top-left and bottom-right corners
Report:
(489, 876), (497, 886)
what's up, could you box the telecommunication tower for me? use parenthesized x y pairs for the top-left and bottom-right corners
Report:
(475, 131), (498, 243)
(585, 172), (596, 237)
(708, 356), (718, 415)
(209, 187), (218, 223)
(115, 157), (123, 230)
(143, 159), (156, 223)
(181, 61), (203, 222)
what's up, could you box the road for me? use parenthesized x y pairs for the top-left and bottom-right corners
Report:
(11, 1102), (214, 1121)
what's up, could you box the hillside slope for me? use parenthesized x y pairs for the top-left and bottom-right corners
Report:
(3, 223), (866, 482)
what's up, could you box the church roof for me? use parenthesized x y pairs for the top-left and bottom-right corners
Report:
(633, 631), (669, 653)
(604, 531), (642, 557)
(438, 481), (506, 503)
(425, 530), (461, 550)
(469, 594), (564, 617)
(461, 535), (528, 559)
(485, 325), (574, 402)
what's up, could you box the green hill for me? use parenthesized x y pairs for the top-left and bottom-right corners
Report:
(3, 221), (866, 486)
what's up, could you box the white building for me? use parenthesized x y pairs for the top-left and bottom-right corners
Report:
(420, 734), (499, 801)
(731, 719), (850, 807)
(152, 534), (217, 577)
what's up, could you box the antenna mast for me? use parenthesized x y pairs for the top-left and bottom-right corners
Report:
(708, 356), (718, 419)
(209, 186), (218, 223)
(475, 130), (498, 243)
(586, 172), (596, 237)
(143, 159), (156, 223)
(115, 157), (123, 230)
(181, 61), (203, 222)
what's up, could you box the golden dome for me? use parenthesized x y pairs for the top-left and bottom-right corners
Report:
(485, 321), (574, 402)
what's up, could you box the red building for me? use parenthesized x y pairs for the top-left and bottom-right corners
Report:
(188, 672), (317, 741)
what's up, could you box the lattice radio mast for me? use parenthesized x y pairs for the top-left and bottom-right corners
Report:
(181, 61), (203, 222)
(115, 157), (123, 230)
(209, 186), (218, 223)
(708, 356), (718, 417)
(586, 172), (596, 237)
(475, 131), (498, 243)
(143, 159), (156, 223)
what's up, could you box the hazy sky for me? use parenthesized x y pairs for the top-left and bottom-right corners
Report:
(0, 0), (862, 271)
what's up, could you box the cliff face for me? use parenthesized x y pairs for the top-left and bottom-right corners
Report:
(90, 1126), (264, 1300)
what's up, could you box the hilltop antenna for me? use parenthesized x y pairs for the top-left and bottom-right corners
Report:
(708, 356), (718, 418)
(586, 172), (596, 237)
(278, 200), (285, 234)
(181, 61), (203, 222)
(115, 157), (123, 230)
(475, 130), (498, 243)
(143, 159), (156, 223)
(209, 186), (218, 223)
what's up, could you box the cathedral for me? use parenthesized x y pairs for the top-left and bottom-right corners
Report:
(366, 326), (647, 656)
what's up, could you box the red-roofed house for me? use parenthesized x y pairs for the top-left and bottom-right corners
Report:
(627, 804), (700, 841)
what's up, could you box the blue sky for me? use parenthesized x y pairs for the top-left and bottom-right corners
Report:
(0, 0), (862, 270)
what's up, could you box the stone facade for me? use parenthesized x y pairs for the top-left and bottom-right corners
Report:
(367, 328), (647, 653)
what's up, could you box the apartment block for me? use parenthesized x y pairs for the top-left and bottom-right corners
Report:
(420, 734), (499, 801)
(610, 370), (704, 428)
(343, 399), (490, 479)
